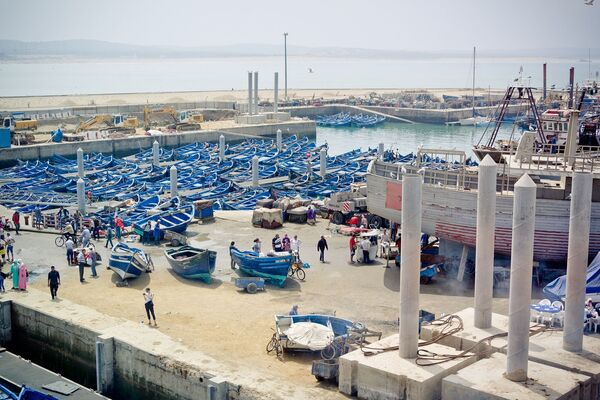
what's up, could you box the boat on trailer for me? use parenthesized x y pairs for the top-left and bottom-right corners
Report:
(108, 243), (153, 280)
(164, 245), (217, 283)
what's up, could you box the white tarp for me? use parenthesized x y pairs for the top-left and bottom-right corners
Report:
(284, 322), (334, 351)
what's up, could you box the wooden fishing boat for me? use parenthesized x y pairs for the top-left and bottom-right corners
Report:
(108, 243), (152, 280)
(133, 204), (194, 238)
(164, 245), (217, 283)
(229, 247), (292, 287)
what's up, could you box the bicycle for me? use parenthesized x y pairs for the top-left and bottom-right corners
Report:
(265, 331), (283, 359)
(288, 251), (307, 280)
(320, 336), (351, 360)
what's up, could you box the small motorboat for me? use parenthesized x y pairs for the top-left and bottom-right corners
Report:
(229, 247), (292, 287)
(164, 245), (217, 283)
(108, 243), (153, 280)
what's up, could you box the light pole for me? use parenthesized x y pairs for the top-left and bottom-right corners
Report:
(283, 32), (288, 100)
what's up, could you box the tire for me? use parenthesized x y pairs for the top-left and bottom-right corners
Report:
(369, 215), (383, 229)
(332, 211), (344, 225)
(321, 344), (337, 361)
(55, 236), (65, 247)
(288, 268), (295, 277)
(266, 338), (276, 353)
(296, 268), (306, 281)
(246, 282), (258, 294)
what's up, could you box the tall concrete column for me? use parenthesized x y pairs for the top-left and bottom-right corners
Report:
(253, 71), (259, 115)
(319, 147), (327, 178)
(77, 178), (86, 214)
(95, 334), (114, 395)
(152, 140), (160, 166)
(474, 155), (498, 328)
(378, 143), (384, 159)
(251, 156), (259, 187)
(219, 134), (225, 161)
(505, 174), (536, 382)
(564, 110), (580, 165)
(276, 129), (282, 152)
(77, 147), (84, 178)
(563, 172), (593, 352)
(399, 174), (422, 358)
(170, 165), (178, 198)
(247, 71), (253, 115)
(274, 72), (279, 113)
(306, 156), (312, 180)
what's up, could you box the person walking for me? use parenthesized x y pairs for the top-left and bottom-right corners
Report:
(0, 238), (5, 266)
(115, 216), (123, 241)
(11, 260), (19, 290)
(229, 241), (236, 269)
(143, 288), (157, 326)
(81, 226), (91, 247)
(92, 218), (100, 240)
(317, 235), (328, 263)
(11, 211), (20, 235)
(65, 236), (75, 265)
(360, 236), (371, 264)
(48, 265), (60, 299)
(349, 234), (357, 263)
(77, 249), (86, 282)
(105, 225), (114, 248)
(306, 206), (316, 225)
(252, 238), (261, 254)
(18, 262), (27, 291)
(291, 235), (301, 257)
(89, 247), (98, 278)
(34, 206), (42, 229)
(282, 234), (291, 252)
(5, 233), (14, 262)
(153, 221), (161, 245)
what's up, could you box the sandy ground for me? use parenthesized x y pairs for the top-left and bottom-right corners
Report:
(0, 208), (522, 397)
(0, 88), (509, 111)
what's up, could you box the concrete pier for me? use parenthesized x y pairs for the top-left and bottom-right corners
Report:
(219, 134), (225, 161)
(505, 174), (537, 382)
(152, 140), (160, 166)
(77, 178), (86, 214)
(563, 172), (593, 352)
(251, 156), (259, 187)
(247, 71), (253, 115)
(474, 155), (497, 329)
(399, 174), (422, 358)
(319, 147), (327, 178)
(170, 165), (178, 198)
(77, 147), (84, 178)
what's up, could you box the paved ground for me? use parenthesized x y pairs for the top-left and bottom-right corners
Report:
(0, 210), (528, 397)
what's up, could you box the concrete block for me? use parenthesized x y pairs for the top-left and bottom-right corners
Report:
(0, 300), (11, 345)
(207, 376), (228, 400)
(96, 334), (114, 396)
(442, 353), (592, 400)
(339, 334), (476, 400)
(264, 112), (291, 122)
(234, 115), (267, 124)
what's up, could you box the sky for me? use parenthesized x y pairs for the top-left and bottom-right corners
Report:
(0, 0), (598, 52)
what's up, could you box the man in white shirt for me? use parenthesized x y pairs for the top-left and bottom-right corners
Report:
(379, 229), (390, 258)
(143, 288), (157, 326)
(77, 248), (86, 282)
(360, 237), (371, 264)
(291, 235), (301, 256)
(81, 227), (91, 248)
(65, 237), (75, 265)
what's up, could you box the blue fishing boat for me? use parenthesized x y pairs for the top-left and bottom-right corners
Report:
(164, 245), (216, 283)
(108, 243), (152, 280)
(229, 247), (292, 287)
(133, 204), (194, 238)
(0, 384), (57, 400)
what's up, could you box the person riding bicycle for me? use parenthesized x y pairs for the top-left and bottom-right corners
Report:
(61, 222), (76, 242)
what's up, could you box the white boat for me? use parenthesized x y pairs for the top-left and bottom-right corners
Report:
(458, 116), (491, 126)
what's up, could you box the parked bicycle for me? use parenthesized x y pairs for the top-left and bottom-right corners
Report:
(288, 251), (307, 280)
(265, 330), (283, 359)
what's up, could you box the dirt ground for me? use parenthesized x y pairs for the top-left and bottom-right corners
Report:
(2, 210), (517, 397)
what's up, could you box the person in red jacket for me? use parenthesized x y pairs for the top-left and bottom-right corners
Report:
(12, 211), (20, 235)
(349, 234), (357, 263)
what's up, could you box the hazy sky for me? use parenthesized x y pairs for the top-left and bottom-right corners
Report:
(0, 0), (598, 51)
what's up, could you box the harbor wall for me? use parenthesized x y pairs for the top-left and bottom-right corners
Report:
(0, 120), (316, 167)
(1, 294), (247, 400)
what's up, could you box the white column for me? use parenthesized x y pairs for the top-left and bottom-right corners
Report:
(248, 71), (253, 115)
(251, 155), (259, 187)
(378, 142), (384, 159)
(319, 147), (327, 178)
(276, 129), (282, 152)
(506, 173), (537, 382)
(152, 140), (160, 166)
(474, 155), (498, 328)
(219, 134), (225, 161)
(253, 71), (259, 115)
(274, 72), (279, 113)
(563, 172), (593, 352)
(170, 165), (178, 198)
(77, 147), (84, 178)
(306, 156), (312, 180)
(399, 174), (422, 358)
(77, 178), (86, 214)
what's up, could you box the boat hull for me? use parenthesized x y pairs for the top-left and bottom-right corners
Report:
(108, 243), (150, 280)
(165, 246), (216, 283)
(230, 248), (291, 287)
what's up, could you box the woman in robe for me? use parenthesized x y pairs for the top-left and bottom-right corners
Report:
(11, 260), (20, 290)
(18, 262), (27, 290)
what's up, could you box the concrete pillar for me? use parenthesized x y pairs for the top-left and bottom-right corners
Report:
(542, 63), (547, 101)
(319, 147), (327, 178)
(253, 71), (259, 115)
(378, 142), (384, 159)
(564, 110), (580, 165)
(77, 147), (84, 179)
(563, 172), (593, 352)
(152, 140), (160, 166)
(247, 71), (253, 115)
(474, 155), (497, 329)
(399, 174), (422, 359)
(276, 129), (282, 152)
(505, 174), (536, 382)
(219, 134), (225, 161)
(170, 165), (178, 198)
(568, 67), (575, 109)
(95, 334), (114, 395)
(0, 300), (12, 345)
(306, 156), (312, 180)
(274, 72), (279, 113)
(251, 155), (259, 187)
(77, 178), (86, 214)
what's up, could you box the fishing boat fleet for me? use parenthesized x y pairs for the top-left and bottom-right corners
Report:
(316, 112), (386, 127)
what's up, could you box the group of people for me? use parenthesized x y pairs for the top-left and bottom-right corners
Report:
(0, 259), (28, 293)
(141, 220), (162, 245)
(269, 233), (301, 254)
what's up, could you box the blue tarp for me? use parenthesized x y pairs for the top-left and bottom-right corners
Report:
(543, 252), (600, 302)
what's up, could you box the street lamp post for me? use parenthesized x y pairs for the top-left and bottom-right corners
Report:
(283, 32), (288, 101)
